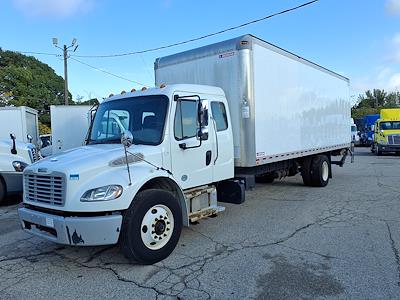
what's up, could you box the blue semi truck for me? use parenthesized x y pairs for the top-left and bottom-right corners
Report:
(361, 114), (380, 146)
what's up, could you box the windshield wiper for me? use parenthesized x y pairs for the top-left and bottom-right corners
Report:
(88, 139), (121, 145)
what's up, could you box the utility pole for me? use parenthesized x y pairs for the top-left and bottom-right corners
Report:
(52, 38), (78, 105)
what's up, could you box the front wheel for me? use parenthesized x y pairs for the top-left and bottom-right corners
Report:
(376, 144), (382, 156)
(120, 189), (182, 264)
(0, 177), (6, 205)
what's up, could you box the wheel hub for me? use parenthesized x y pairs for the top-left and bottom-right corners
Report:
(141, 204), (174, 250)
(154, 220), (166, 235)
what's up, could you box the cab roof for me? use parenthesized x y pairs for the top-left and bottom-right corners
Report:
(104, 84), (225, 103)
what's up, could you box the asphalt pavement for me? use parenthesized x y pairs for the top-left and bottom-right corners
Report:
(0, 147), (399, 299)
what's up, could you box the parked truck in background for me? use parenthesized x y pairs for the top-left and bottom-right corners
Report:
(372, 108), (400, 155)
(18, 35), (351, 264)
(363, 114), (380, 146)
(351, 118), (360, 145)
(40, 105), (93, 157)
(0, 106), (40, 203)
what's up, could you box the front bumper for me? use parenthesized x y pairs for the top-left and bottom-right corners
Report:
(379, 144), (400, 152)
(18, 207), (122, 246)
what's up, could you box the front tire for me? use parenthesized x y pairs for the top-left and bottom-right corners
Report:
(310, 155), (330, 187)
(120, 189), (182, 264)
(0, 177), (6, 205)
(376, 144), (382, 156)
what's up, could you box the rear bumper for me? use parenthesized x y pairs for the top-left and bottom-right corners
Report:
(18, 207), (122, 246)
(1, 172), (23, 193)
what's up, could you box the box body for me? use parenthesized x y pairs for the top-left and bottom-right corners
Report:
(155, 35), (351, 167)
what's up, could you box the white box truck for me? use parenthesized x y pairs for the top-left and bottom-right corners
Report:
(0, 106), (40, 203)
(40, 105), (93, 157)
(18, 35), (351, 264)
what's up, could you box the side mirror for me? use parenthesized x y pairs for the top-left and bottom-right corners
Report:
(198, 127), (209, 141)
(121, 130), (134, 148)
(38, 140), (43, 149)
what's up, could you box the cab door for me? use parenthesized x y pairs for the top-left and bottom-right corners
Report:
(170, 95), (213, 189)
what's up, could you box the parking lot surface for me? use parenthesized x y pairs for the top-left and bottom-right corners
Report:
(0, 148), (399, 299)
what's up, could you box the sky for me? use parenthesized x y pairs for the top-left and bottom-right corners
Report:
(0, 0), (400, 104)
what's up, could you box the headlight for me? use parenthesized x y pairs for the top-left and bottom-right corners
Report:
(380, 140), (387, 145)
(12, 161), (28, 172)
(80, 185), (123, 202)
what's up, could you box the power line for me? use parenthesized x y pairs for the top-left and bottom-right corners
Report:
(14, 51), (59, 56)
(72, 0), (320, 58)
(70, 57), (148, 87)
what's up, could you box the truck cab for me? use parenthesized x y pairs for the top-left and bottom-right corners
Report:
(372, 109), (400, 155)
(18, 84), (233, 264)
(0, 137), (38, 203)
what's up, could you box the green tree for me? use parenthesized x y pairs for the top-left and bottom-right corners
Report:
(0, 48), (70, 111)
(352, 89), (400, 118)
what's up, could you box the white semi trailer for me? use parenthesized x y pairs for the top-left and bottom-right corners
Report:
(18, 35), (351, 264)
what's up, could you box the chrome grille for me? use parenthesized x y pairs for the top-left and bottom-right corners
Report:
(30, 148), (39, 162)
(24, 171), (66, 206)
(388, 135), (400, 145)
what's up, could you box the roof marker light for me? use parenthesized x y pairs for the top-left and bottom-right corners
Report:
(141, 87), (147, 91)
(160, 83), (166, 88)
(131, 88), (136, 92)
(109, 93), (114, 97)
(121, 90), (126, 94)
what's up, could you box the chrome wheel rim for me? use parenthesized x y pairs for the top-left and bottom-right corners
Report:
(140, 204), (174, 250)
(322, 161), (329, 182)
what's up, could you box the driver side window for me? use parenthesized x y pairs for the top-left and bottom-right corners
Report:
(174, 100), (198, 140)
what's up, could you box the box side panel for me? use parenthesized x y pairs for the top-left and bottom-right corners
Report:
(25, 111), (39, 144)
(253, 44), (350, 164)
(155, 50), (254, 166)
(0, 110), (25, 142)
(51, 106), (91, 154)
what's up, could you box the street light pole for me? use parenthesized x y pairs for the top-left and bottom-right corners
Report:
(63, 44), (68, 105)
(52, 38), (78, 105)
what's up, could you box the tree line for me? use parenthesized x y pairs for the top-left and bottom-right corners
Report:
(352, 89), (400, 119)
(0, 48), (98, 133)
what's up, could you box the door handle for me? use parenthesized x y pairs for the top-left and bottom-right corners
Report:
(206, 150), (212, 166)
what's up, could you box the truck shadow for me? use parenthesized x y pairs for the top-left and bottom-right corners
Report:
(0, 193), (22, 207)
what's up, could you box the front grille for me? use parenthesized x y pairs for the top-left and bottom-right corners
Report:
(388, 135), (400, 145)
(28, 147), (40, 162)
(24, 172), (66, 206)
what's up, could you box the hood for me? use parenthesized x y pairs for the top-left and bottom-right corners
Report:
(26, 144), (163, 174)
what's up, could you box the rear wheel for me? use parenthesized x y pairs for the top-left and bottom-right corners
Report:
(310, 155), (330, 187)
(301, 157), (313, 186)
(120, 189), (182, 264)
(0, 177), (6, 205)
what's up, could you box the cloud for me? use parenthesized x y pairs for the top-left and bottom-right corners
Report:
(12, 0), (94, 18)
(390, 33), (400, 62)
(352, 67), (400, 94)
(385, 0), (400, 15)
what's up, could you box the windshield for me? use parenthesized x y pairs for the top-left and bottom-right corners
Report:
(380, 121), (400, 130)
(88, 95), (169, 145)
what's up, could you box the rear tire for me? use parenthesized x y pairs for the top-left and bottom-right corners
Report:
(0, 177), (6, 205)
(310, 155), (330, 187)
(120, 189), (182, 264)
(301, 157), (313, 186)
